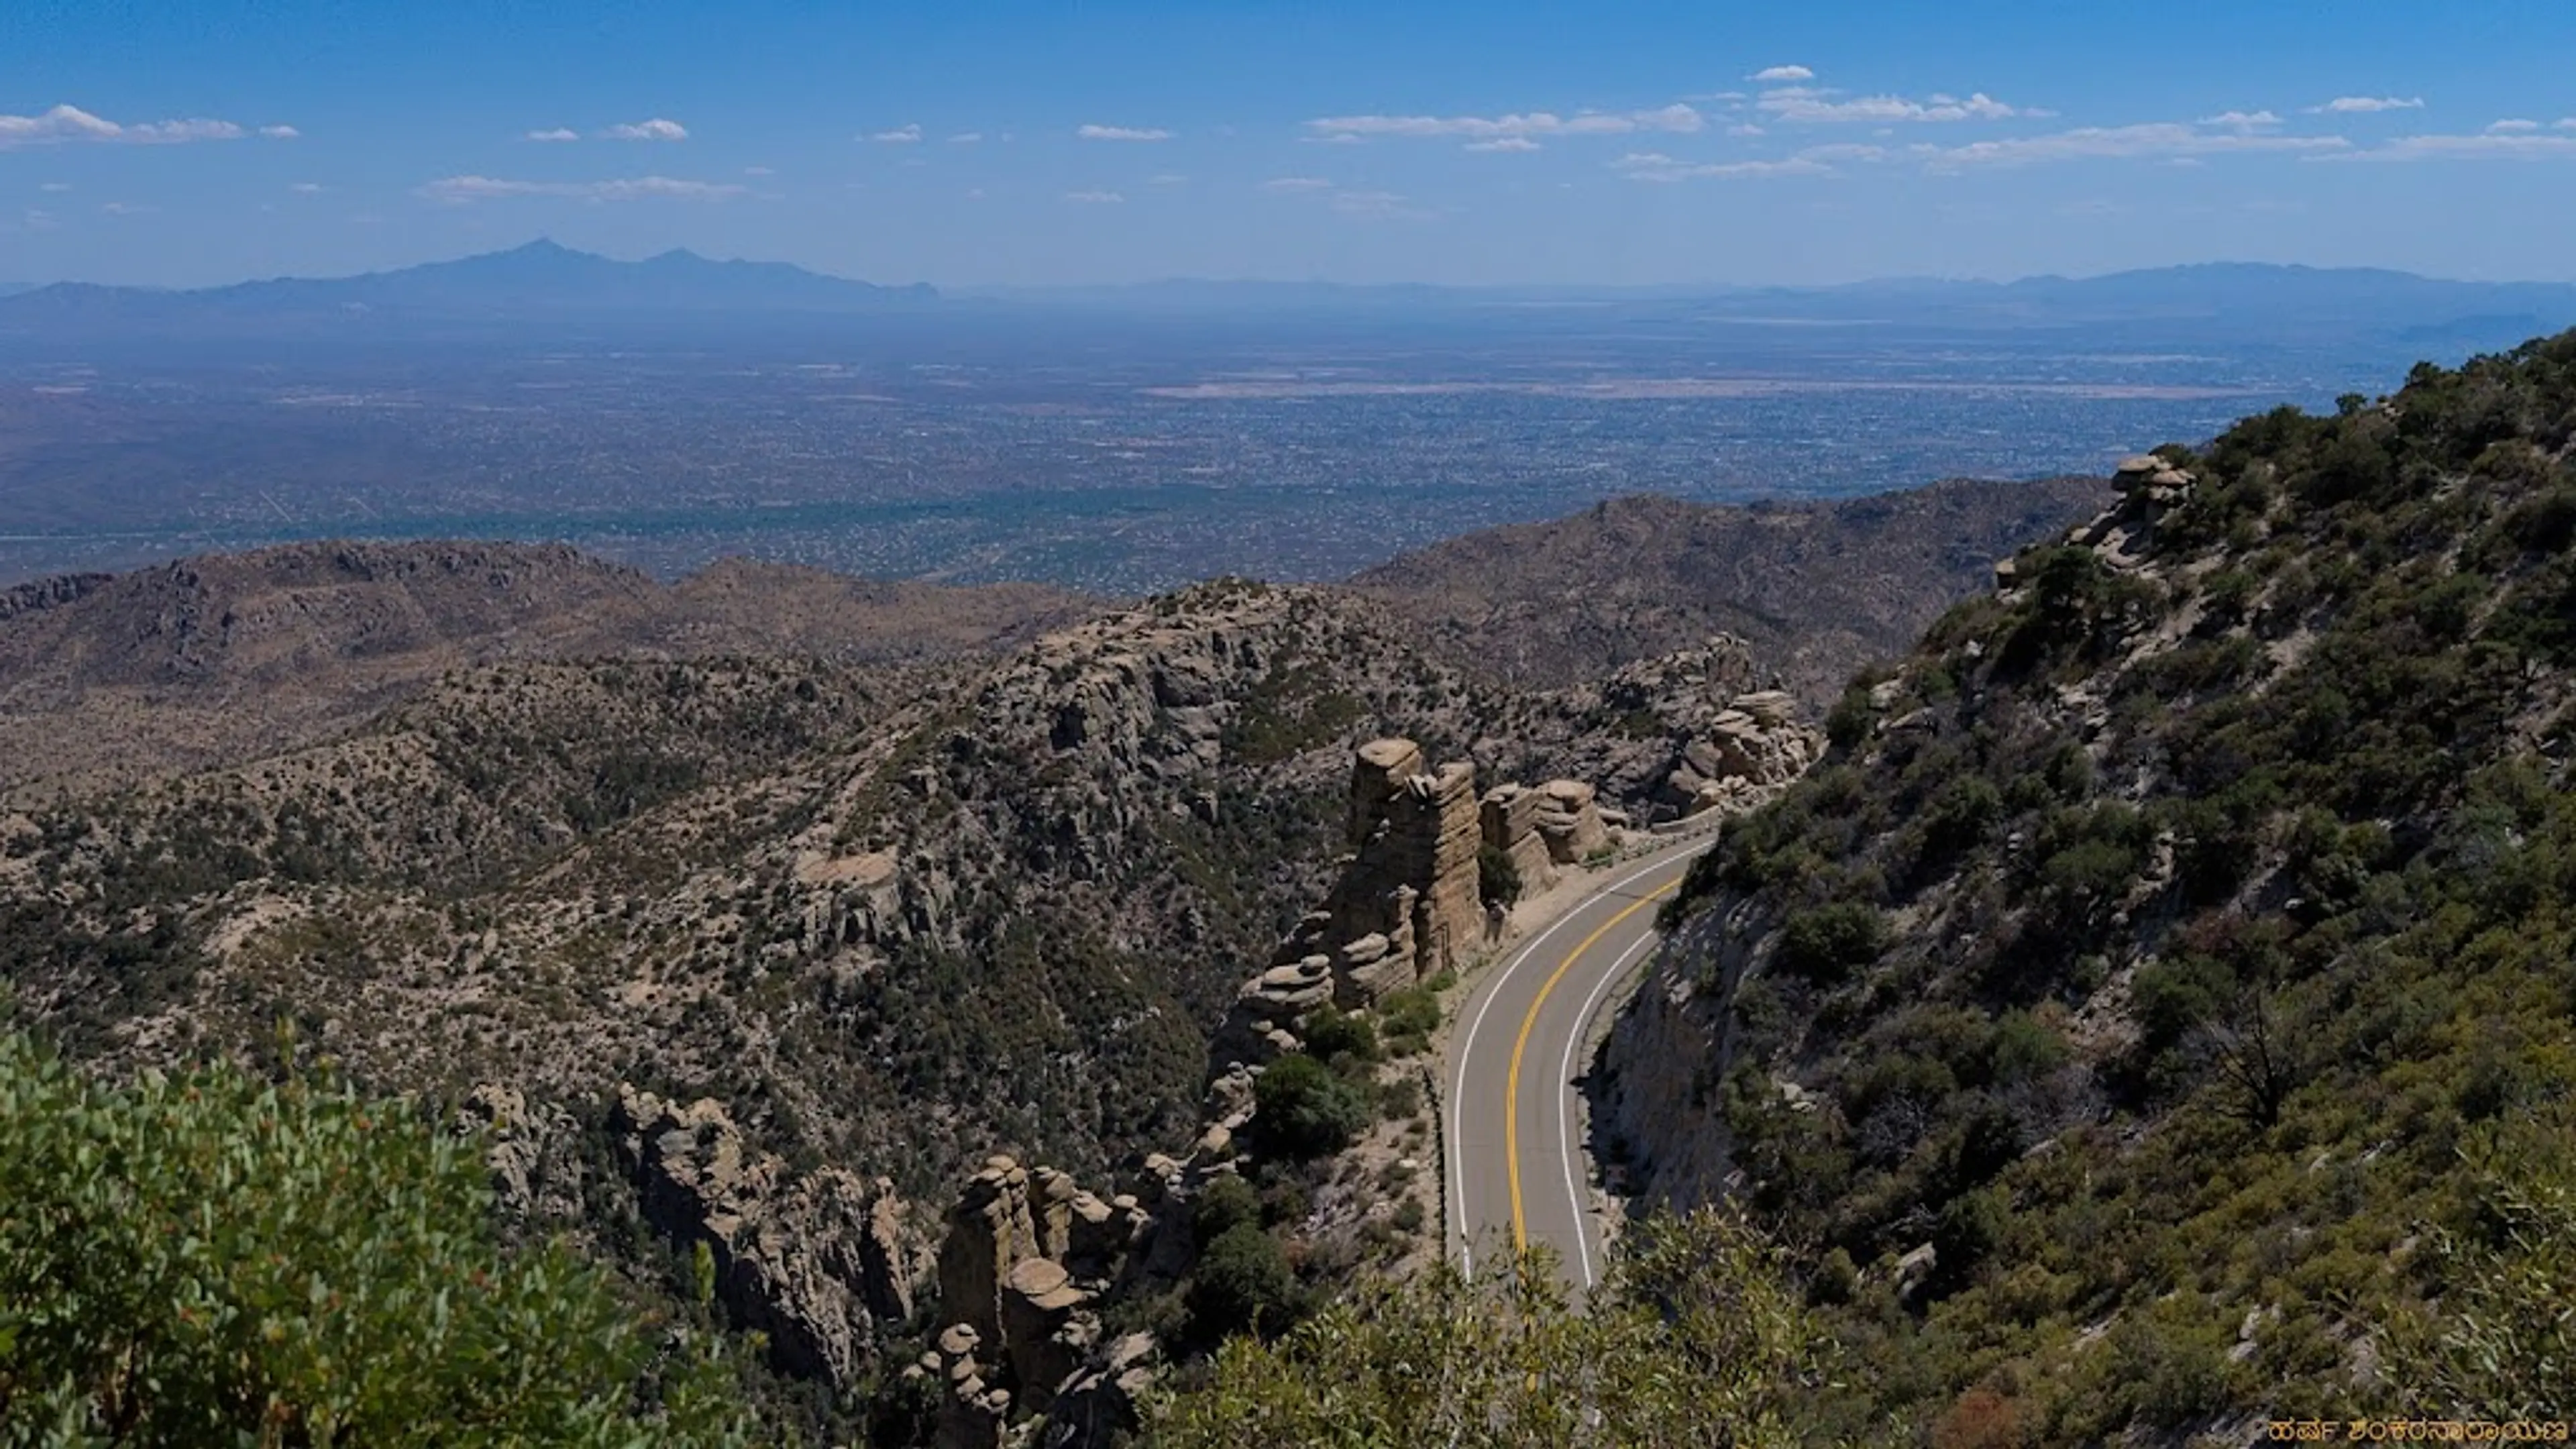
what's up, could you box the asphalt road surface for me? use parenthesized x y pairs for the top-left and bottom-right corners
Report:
(1444, 838), (1709, 1290)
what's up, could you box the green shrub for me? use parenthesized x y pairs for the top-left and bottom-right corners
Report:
(1185, 1224), (1303, 1344)
(1252, 1054), (1368, 1161)
(1297, 1007), (1379, 1067)
(1776, 904), (1888, 985)
(0, 1030), (751, 1446)
(1193, 1173), (1262, 1243)
(1377, 988), (1442, 1050)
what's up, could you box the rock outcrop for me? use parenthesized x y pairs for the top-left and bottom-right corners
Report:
(1254, 738), (1487, 1010)
(610, 1087), (927, 1387)
(924, 1154), (1159, 1448)
(1528, 643), (1827, 823)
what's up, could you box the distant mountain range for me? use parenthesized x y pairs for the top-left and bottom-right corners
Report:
(0, 239), (934, 335)
(4, 246), (2572, 352)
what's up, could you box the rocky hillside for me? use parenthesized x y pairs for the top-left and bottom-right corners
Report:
(1601, 341), (2576, 1439)
(1349, 477), (2112, 707)
(0, 540), (1093, 802)
(0, 564), (1823, 1439)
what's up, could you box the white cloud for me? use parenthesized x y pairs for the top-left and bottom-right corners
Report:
(1304, 103), (1701, 141)
(99, 200), (154, 215)
(2487, 118), (2541, 133)
(744, 164), (774, 176)
(600, 118), (688, 142)
(38, 180), (70, 192)
(2325, 131), (2576, 162)
(1063, 188), (1124, 203)
(0, 103), (268, 148)
(525, 127), (580, 142)
(869, 123), (922, 143)
(1329, 189), (1431, 219)
(1758, 86), (2033, 123)
(1750, 64), (1815, 83)
(418, 174), (745, 203)
(2561, 119), (2576, 130)
(1611, 152), (1676, 169)
(1148, 172), (1187, 185)
(288, 181), (323, 194)
(947, 131), (983, 144)
(1619, 155), (1834, 182)
(1727, 123), (1766, 137)
(1077, 124), (1173, 141)
(259, 124), (299, 140)
(1260, 176), (1332, 191)
(2200, 110), (2281, 129)
(1914, 122), (2349, 168)
(1464, 136), (1542, 152)
(2311, 95), (2424, 113)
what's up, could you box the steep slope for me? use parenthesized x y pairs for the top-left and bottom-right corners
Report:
(0, 541), (1093, 801)
(1347, 478), (2111, 707)
(1600, 339), (2576, 1438)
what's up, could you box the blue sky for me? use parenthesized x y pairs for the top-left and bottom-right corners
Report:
(4, 0), (2575, 287)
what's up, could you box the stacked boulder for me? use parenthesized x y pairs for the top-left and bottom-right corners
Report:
(923, 1155), (1160, 1448)
(1664, 690), (1817, 818)
(2114, 452), (2197, 508)
(1270, 737), (1486, 1010)
(1479, 782), (1560, 896)
(1532, 778), (1612, 860)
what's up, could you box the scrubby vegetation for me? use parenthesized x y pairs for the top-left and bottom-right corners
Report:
(0, 1026), (756, 1445)
(1643, 332), (2576, 1438)
(1148, 1209), (1831, 1447)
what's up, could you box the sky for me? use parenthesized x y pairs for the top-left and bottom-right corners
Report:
(5, 0), (2576, 288)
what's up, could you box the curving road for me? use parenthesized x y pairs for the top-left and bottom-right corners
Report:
(1444, 839), (1709, 1290)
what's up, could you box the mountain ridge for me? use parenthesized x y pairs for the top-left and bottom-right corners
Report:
(1350, 477), (2114, 708)
(0, 239), (935, 331)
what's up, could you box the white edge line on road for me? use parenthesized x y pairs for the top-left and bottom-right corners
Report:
(1447, 846), (1705, 1279)
(1557, 931), (1656, 1290)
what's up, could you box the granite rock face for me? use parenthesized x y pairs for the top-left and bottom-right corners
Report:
(610, 1086), (927, 1387)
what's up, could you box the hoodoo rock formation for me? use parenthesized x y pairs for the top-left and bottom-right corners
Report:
(1262, 737), (1486, 1010)
(922, 1154), (1164, 1448)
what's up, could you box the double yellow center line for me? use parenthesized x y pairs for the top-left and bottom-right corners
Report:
(1503, 878), (1678, 1251)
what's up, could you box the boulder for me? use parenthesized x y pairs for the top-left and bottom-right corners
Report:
(1000, 1257), (1095, 1412)
(1730, 690), (1797, 728)
(1535, 779), (1610, 863)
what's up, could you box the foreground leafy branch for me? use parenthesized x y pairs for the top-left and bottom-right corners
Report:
(0, 1028), (753, 1446)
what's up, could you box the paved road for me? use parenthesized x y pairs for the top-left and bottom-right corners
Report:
(1444, 839), (1708, 1289)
